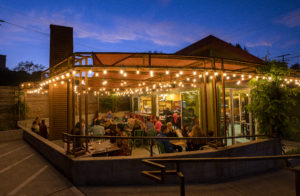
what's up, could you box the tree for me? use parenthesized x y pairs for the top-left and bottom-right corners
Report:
(247, 60), (299, 138)
(13, 61), (45, 74)
(290, 63), (300, 70)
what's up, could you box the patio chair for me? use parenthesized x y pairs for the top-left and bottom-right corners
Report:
(132, 129), (144, 148)
(146, 129), (157, 145)
(155, 141), (166, 154)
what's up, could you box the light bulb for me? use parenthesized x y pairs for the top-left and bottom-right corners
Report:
(176, 73), (179, 77)
(166, 70), (169, 75)
(233, 74), (236, 77)
(214, 72), (218, 76)
(103, 69), (107, 74)
(88, 70), (92, 74)
(95, 73), (99, 77)
(136, 69), (140, 74)
(193, 71), (197, 75)
(150, 70), (154, 77)
(120, 69), (124, 74)
(205, 72), (208, 76)
(179, 70), (183, 75)
(124, 72), (127, 77)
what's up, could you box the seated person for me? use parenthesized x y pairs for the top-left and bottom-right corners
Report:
(145, 117), (154, 133)
(106, 110), (113, 119)
(122, 114), (129, 122)
(166, 122), (177, 137)
(113, 123), (130, 156)
(157, 125), (182, 153)
(31, 120), (40, 134)
(90, 120), (105, 137)
(72, 122), (83, 149)
(182, 125), (190, 137)
(187, 125), (206, 151)
(40, 120), (48, 139)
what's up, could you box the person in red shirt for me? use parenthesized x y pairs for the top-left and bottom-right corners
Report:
(154, 116), (162, 132)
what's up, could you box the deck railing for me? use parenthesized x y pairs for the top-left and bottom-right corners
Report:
(141, 155), (300, 196)
(62, 132), (267, 157)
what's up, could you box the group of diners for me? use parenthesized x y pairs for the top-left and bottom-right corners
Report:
(31, 116), (48, 139)
(72, 111), (211, 156)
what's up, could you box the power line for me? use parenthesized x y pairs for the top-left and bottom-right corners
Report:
(0, 19), (103, 51)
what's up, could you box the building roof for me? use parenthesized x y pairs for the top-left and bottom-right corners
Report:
(175, 35), (264, 64)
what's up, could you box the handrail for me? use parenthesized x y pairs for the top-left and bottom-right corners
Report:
(141, 155), (300, 196)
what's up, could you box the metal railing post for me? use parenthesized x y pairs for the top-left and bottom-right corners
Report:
(150, 138), (153, 157)
(66, 134), (70, 154)
(294, 166), (300, 196)
(72, 135), (76, 155)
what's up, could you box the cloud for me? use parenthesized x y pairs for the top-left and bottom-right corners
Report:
(245, 41), (272, 48)
(1, 9), (204, 47)
(275, 8), (300, 27)
(280, 39), (300, 48)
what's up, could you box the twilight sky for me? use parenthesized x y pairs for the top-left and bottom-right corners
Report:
(0, 0), (300, 69)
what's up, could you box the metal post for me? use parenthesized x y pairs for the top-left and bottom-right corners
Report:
(203, 71), (208, 135)
(85, 71), (89, 152)
(66, 135), (70, 154)
(79, 71), (82, 124)
(67, 77), (70, 132)
(72, 76), (75, 130)
(150, 138), (153, 157)
(230, 89), (235, 144)
(73, 136), (76, 155)
(294, 168), (300, 196)
(221, 59), (227, 145)
(178, 172), (185, 196)
(85, 71), (89, 135)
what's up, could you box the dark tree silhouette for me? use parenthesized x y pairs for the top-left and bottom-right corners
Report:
(13, 61), (45, 74)
(290, 63), (300, 70)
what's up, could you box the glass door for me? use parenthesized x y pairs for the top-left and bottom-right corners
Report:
(226, 89), (251, 145)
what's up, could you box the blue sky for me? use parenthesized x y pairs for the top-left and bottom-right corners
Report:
(0, 0), (300, 69)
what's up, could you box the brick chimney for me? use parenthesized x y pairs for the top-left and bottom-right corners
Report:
(49, 24), (73, 67)
(0, 55), (6, 69)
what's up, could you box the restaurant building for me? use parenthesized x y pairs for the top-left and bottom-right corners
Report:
(21, 24), (298, 145)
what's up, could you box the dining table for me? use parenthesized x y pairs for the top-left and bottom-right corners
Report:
(89, 140), (121, 157)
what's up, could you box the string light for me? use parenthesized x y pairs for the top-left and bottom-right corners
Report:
(150, 70), (154, 77)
